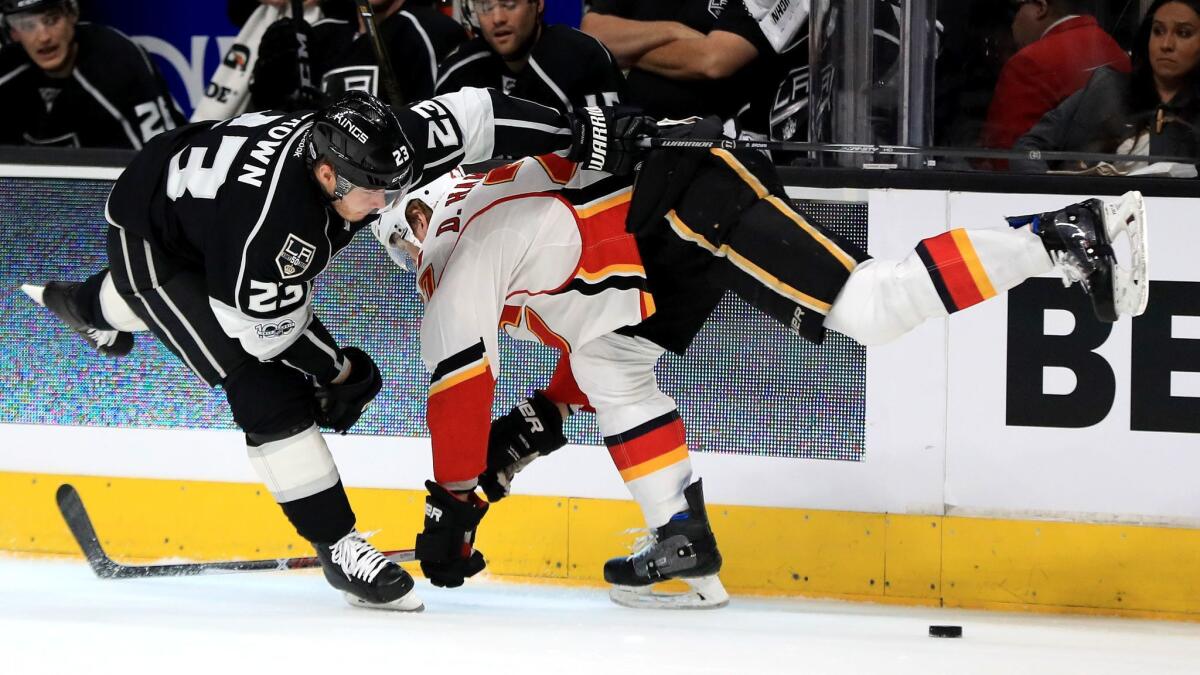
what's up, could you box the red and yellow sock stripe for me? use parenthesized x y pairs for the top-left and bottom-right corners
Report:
(604, 411), (689, 483)
(915, 229), (998, 313)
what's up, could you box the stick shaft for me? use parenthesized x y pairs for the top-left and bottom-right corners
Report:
(642, 137), (1198, 167)
(56, 483), (414, 580)
(355, 0), (405, 108)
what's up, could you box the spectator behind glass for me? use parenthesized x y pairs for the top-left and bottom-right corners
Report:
(250, 0), (465, 110)
(436, 0), (625, 113)
(1014, 0), (1200, 174)
(0, 0), (184, 148)
(980, 0), (1130, 153)
(581, 0), (766, 121)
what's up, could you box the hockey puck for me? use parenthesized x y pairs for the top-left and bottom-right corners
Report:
(929, 625), (962, 638)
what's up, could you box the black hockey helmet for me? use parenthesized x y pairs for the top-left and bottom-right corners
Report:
(1, 0), (75, 16)
(307, 90), (415, 204)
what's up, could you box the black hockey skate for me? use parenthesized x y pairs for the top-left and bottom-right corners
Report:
(21, 282), (134, 356)
(603, 479), (728, 609)
(1007, 191), (1148, 322)
(314, 530), (424, 612)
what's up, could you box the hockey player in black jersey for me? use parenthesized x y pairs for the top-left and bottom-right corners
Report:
(250, 0), (466, 110)
(0, 0), (184, 148)
(24, 87), (637, 610)
(435, 0), (625, 113)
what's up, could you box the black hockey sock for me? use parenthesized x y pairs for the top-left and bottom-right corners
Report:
(279, 480), (356, 543)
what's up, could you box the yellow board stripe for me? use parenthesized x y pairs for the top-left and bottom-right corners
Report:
(949, 229), (998, 299)
(576, 263), (646, 282)
(618, 445), (690, 482)
(576, 189), (632, 219)
(641, 290), (656, 318)
(6, 471), (1200, 620)
(666, 210), (833, 314)
(429, 358), (489, 397)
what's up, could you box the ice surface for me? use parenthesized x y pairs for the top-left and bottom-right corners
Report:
(1, 556), (1197, 674)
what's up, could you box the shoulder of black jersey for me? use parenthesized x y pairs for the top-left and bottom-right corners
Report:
(538, 24), (617, 65)
(399, 6), (466, 34)
(440, 37), (492, 67)
(311, 16), (354, 36)
(436, 38), (495, 89)
(75, 23), (159, 79)
(0, 43), (34, 84)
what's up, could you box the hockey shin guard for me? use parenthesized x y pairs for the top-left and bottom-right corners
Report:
(246, 423), (355, 543)
(825, 227), (1052, 346)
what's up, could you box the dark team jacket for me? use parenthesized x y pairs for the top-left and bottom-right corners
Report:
(434, 24), (625, 113)
(586, 0), (764, 120)
(314, 7), (466, 104)
(105, 87), (572, 384)
(0, 23), (185, 148)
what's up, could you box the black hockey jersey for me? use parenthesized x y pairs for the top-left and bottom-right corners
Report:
(105, 87), (571, 383)
(0, 23), (185, 148)
(315, 7), (466, 104)
(435, 24), (625, 113)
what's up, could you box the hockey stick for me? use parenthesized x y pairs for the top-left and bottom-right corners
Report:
(55, 483), (414, 580)
(291, 0), (317, 103)
(639, 137), (1200, 167)
(354, 0), (406, 108)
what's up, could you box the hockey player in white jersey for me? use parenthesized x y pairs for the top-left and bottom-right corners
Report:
(379, 116), (1149, 608)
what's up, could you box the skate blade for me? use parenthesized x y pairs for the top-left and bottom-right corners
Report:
(1107, 191), (1149, 317)
(609, 575), (729, 610)
(342, 590), (425, 613)
(20, 284), (46, 306)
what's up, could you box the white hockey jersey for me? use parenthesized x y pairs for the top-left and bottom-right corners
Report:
(416, 153), (655, 482)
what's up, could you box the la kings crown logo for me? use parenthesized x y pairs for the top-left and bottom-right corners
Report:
(276, 234), (316, 279)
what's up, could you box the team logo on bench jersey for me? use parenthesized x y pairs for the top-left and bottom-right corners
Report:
(276, 234), (317, 279)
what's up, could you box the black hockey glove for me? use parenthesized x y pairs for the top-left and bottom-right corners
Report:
(250, 17), (323, 111)
(478, 391), (568, 502)
(414, 480), (488, 588)
(314, 347), (382, 434)
(567, 105), (658, 175)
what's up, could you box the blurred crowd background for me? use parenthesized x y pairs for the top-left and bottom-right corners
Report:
(0, 0), (1195, 177)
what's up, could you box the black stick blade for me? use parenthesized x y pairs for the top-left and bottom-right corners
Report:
(56, 483), (125, 578)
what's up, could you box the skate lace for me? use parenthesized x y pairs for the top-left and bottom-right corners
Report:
(623, 528), (657, 561)
(1049, 250), (1088, 289)
(85, 328), (119, 348)
(329, 530), (390, 583)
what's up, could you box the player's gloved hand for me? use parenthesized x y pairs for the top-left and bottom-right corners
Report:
(414, 480), (488, 588)
(567, 105), (658, 175)
(314, 347), (382, 434)
(250, 18), (323, 111)
(478, 391), (568, 502)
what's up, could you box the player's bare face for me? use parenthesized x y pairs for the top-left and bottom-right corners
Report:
(314, 161), (390, 222)
(1149, 3), (1200, 93)
(335, 187), (389, 222)
(8, 8), (77, 76)
(477, 0), (541, 60)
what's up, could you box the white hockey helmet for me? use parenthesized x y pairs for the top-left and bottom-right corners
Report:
(398, 166), (465, 226)
(372, 167), (465, 270)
